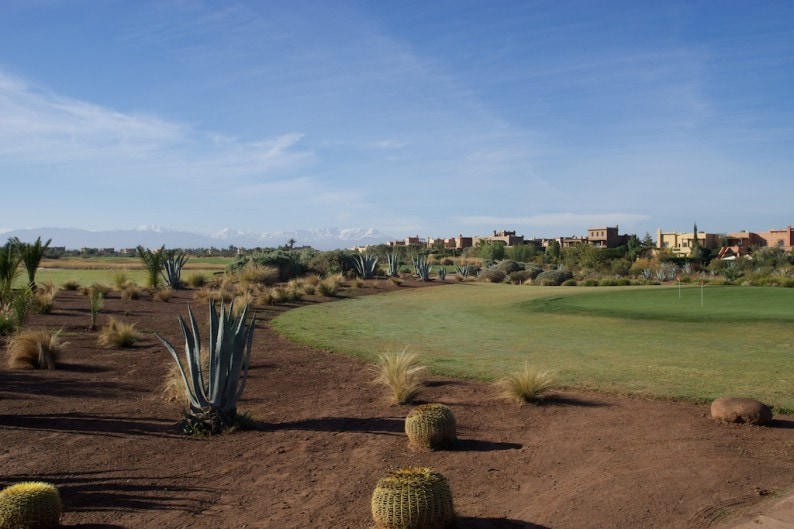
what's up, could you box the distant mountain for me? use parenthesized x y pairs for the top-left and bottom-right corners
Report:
(0, 226), (395, 251)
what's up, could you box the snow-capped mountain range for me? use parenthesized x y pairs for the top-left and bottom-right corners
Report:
(0, 226), (394, 251)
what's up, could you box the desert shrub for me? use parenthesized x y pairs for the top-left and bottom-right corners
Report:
(580, 279), (599, 287)
(302, 283), (316, 295)
(237, 264), (280, 289)
(120, 284), (142, 301)
(6, 328), (67, 370)
(185, 272), (208, 288)
(496, 364), (556, 405)
(508, 270), (534, 284)
(609, 259), (632, 277)
(405, 403), (457, 450)
(161, 350), (210, 403)
(534, 270), (573, 286)
(33, 282), (58, 314)
(373, 349), (426, 405)
(495, 260), (522, 275)
(389, 277), (403, 286)
(478, 269), (506, 283)
(81, 283), (110, 297)
(97, 317), (142, 348)
(317, 278), (339, 297)
(303, 274), (322, 286)
(599, 278), (631, 286)
(562, 279), (577, 286)
(230, 249), (307, 281)
(0, 312), (14, 336)
(371, 467), (454, 529)
(11, 288), (34, 327)
(112, 272), (131, 290)
(152, 288), (172, 302)
(61, 279), (80, 291)
(0, 481), (62, 529)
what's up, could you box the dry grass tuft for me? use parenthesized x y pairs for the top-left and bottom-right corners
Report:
(496, 363), (557, 405)
(97, 317), (142, 348)
(161, 351), (210, 403)
(186, 272), (208, 288)
(120, 284), (142, 300)
(373, 349), (426, 405)
(6, 327), (67, 369)
(152, 288), (172, 302)
(237, 265), (279, 289)
(61, 279), (80, 291)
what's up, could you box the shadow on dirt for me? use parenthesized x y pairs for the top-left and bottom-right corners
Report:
(457, 517), (550, 528)
(455, 438), (523, 452)
(2, 470), (216, 516)
(266, 416), (405, 435)
(0, 412), (178, 438)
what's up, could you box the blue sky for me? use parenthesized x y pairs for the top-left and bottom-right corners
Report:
(1, 0), (792, 240)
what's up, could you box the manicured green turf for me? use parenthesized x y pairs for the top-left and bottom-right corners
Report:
(271, 283), (794, 409)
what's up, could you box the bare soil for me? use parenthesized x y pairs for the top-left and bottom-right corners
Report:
(1, 281), (793, 529)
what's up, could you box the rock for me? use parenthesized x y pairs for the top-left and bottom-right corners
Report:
(710, 397), (773, 426)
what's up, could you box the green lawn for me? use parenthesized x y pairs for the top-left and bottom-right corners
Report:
(271, 283), (794, 409)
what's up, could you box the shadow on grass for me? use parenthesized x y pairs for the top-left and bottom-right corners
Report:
(0, 412), (179, 438)
(457, 517), (550, 528)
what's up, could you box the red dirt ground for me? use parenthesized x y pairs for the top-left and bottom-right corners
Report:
(1, 281), (793, 529)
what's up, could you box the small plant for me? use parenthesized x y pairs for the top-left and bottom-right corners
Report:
(0, 481), (62, 529)
(98, 317), (142, 348)
(112, 271), (131, 290)
(87, 287), (104, 330)
(497, 363), (556, 405)
(373, 349), (426, 405)
(10, 288), (34, 327)
(137, 245), (165, 289)
(412, 255), (431, 281)
(61, 279), (80, 291)
(317, 279), (338, 297)
(386, 251), (400, 277)
(6, 328), (67, 370)
(156, 300), (256, 435)
(435, 266), (447, 281)
(186, 272), (208, 288)
(352, 253), (379, 279)
(120, 284), (142, 300)
(405, 403), (457, 450)
(371, 467), (455, 529)
(162, 250), (189, 289)
(152, 288), (172, 302)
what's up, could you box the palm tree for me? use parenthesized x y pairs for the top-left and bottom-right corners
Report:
(15, 236), (51, 291)
(137, 245), (165, 289)
(0, 240), (22, 304)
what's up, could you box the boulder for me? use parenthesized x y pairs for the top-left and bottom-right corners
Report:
(710, 397), (773, 426)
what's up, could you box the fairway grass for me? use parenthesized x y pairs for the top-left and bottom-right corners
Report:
(271, 283), (794, 410)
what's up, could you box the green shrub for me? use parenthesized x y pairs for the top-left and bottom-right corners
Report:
(495, 260), (522, 274)
(478, 269), (506, 283)
(534, 270), (572, 286)
(580, 279), (599, 287)
(562, 279), (577, 286)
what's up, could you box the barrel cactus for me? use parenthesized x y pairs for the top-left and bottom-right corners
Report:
(0, 481), (62, 529)
(371, 467), (455, 529)
(405, 403), (456, 450)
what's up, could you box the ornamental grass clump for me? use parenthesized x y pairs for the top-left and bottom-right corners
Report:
(98, 317), (142, 348)
(373, 349), (426, 405)
(371, 467), (455, 529)
(156, 299), (256, 435)
(405, 403), (457, 450)
(6, 328), (67, 370)
(0, 481), (62, 529)
(497, 363), (557, 405)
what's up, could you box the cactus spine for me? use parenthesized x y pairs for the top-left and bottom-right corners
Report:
(371, 467), (454, 529)
(404, 403), (457, 450)
(0, 482), (62, 529)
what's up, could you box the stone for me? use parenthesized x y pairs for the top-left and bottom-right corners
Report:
(711, 397), (773, 426)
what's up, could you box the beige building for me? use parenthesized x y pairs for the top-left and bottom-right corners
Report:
(656, 229), (719, 256)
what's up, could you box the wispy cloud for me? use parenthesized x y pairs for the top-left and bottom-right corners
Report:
(0, 69), (311, 181)
(455, 213), (651, 230)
